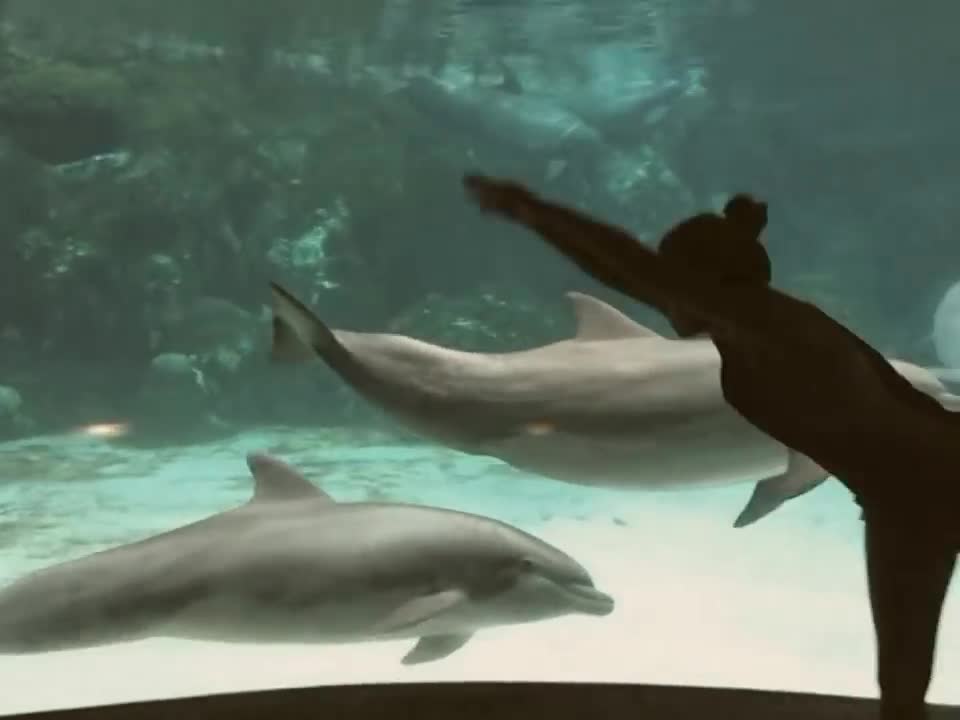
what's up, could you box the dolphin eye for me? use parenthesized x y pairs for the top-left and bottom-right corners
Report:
(518, 558), (536, 572)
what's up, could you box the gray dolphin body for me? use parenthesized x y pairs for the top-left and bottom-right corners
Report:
(270, 283), (960, 527)
(399, 76), (616, 181)
(400, 75), (685, 155)
(401, 76), (606, 154)
(0, 454), (612, 664)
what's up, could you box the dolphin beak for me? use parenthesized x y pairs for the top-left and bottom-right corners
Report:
(562, 583), (615, 616)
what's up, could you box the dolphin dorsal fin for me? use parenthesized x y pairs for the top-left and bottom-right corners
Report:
(245, 453), (335, 504)
(567, 292), (662, 340)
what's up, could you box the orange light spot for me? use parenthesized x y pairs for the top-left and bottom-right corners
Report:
(524, 421), (556, 436)
(79, 422), (130, 439)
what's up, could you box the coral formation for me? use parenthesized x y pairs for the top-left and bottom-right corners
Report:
(0, 60), (127, 164)
(0, 3), (940, 441)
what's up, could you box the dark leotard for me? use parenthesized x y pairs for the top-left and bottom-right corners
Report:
(464, 173), (959, 543)
(463, 174), (957, 720)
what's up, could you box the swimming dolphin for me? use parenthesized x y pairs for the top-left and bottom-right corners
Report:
(269, 282), (960, 527)
(399, 74), (685, 156)
(398, 75), (616, 181)
(0, 453), (613, 665)
(401, 75), (606, 154)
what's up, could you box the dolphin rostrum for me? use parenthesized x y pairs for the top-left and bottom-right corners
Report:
(0, 453), (613, 665)
(269, 282), (960, 527)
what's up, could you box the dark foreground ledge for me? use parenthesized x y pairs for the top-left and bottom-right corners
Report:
(11, 682), (960, 720)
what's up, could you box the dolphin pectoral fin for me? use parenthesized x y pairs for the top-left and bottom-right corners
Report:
(373, 588), (468, 635)
(402, 632), (473, 665)
(734, 451), (829, 528)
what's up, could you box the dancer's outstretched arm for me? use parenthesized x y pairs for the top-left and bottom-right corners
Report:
(463, 173), (762, 343)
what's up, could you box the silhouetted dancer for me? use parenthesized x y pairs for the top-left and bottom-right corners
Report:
(462, 174), (958, 720)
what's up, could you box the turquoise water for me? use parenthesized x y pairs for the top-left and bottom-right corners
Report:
(0, 0), (958, 715)
(0, 427), (956, 713)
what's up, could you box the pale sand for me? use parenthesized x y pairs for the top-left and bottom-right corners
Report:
(0, 428), (955, 715)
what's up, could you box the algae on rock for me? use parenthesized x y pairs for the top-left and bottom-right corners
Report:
(0, 60), (128, 164)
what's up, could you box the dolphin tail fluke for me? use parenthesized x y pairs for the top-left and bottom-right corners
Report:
(268, 282), (341, 364)
(734, 451), (829, 528)
(271, 315), (317, 364)
(402, 632), (473, 665)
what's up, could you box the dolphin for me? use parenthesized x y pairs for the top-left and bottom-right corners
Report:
(269, 282), (960, 527)
(399, 74), (686, 154)
(400, 75), (606, 154)
(398, 75), (616, 181)
(0, 453), (613, 665)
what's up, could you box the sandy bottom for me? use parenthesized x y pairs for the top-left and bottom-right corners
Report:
(0, 426), (956, 716)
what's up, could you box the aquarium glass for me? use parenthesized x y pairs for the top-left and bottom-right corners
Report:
(0, 0), (956, 714)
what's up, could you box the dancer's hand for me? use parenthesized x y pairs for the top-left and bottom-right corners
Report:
(463, 174), (539, 222)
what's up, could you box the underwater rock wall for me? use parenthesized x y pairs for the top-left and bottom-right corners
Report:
(0, 17), (595, 442)
(0, 1), (956, 443)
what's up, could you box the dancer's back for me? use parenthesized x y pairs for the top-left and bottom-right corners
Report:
(702, 281), (959, 542)
(463, 173), (958, 719)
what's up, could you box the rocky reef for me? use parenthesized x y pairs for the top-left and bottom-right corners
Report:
(0, 16), (587, 442)
(0, 2), (951, 443)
